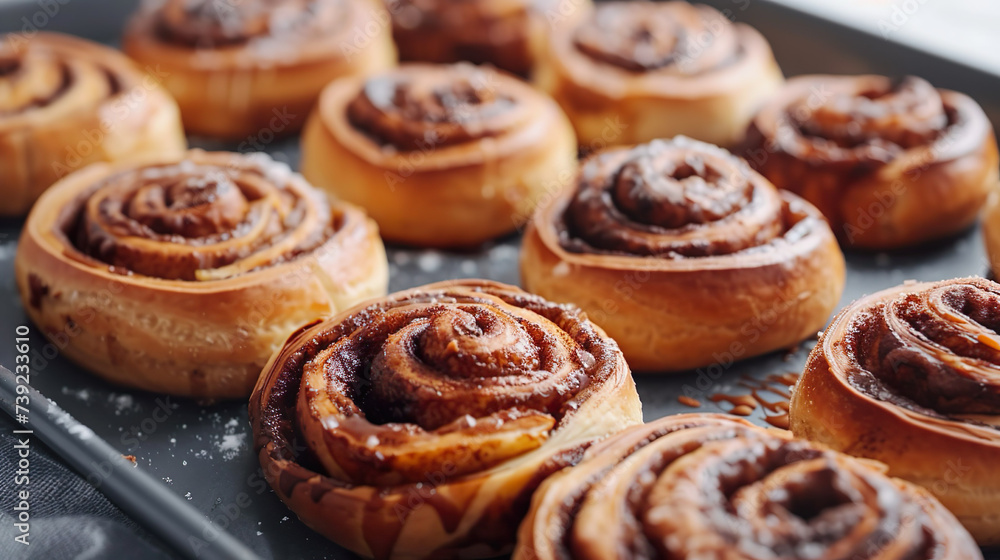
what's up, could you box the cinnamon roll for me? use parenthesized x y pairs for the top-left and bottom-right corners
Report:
(516, 413), (982, 560)
(532, 1), (782, 150)
(249, 279), (641, 559)
(301, 63), (577, 248)
(791, 277), (1000, 544)
(123, 0), (396, 139)
(744, 75), (998, 249)
(387, 0), (585, 76)
(0, 32), (185, 217)
(521, 137), (845, 372)
(984, 194), (1000, 275)
(15, 150), (387, 398)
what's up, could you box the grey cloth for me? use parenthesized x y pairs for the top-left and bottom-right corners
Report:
(0, 415), (174, 560)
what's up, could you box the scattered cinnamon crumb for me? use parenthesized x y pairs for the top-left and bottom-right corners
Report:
(708, 373), (801, 429)
(677, 396), (701, 408)
(765, 414), (790, 430)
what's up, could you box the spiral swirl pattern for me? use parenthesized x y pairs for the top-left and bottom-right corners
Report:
(250, 280), (639, 558)
(573, 2), (738, 74)
(810, 277), (1000, 423)
(347, 64), (526, 151)
(285, 281), (620, 486)
(743, 75), (997, 248)
(516, 414), (981, 560)
(1, 36), (116, 122)
(778, 76), (950, 163)
(0, 33), (186, 216)
(790, 277), (1000, 544)
(389, 0), (538, 75)
(68, 152), (336, 281)
(561, 137), (797, 257)
(152, 0), (346, 47)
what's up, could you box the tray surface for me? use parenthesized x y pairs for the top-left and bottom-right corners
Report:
(1, 2), (999, 559)
(0, 137), (992, 559)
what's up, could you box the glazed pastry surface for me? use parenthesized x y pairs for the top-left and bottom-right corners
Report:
(521, 137), (845, 372)
(123, 0), (396, 138)
(533, 1), (783, 149)
(744, 75), (998, 248)
(301, 63), (577, 248)
(516, 413), (982, 560)
(249, 279), (641, 559)
(16, 150), (388, 397)
(388, 0), (583, 76)
(791, 277), (1000, 544)
(0, 32), (185, 216)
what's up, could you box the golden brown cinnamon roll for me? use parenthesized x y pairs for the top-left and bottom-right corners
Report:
(0, 32), (185, 217)
(516, 413), (982, 560)
(532, 1), (782, 150)
(123, 0), (396, 139)
(521, 137), (845, 372)
(249, 279), (641, 559)
(15, 150), (387, 398)
(744, 75), (998, 249)
(791, 277), (1000, 544)
(301, 63), (577, 248)
(387, 0), (585, 76)
(984, 194), (1000, 274)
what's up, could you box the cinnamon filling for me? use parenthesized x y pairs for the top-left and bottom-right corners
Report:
(264, 284), (618, 486)
(346, 67), (522, 151)
(558, 138), (808, 258)
(572, 2), (741, 75)
(778, 76), (960, 165)
(844, 279), (1000, 420)
(61, 159), (336, 281)
(538, 417), (955, 560)
(152, 0), (346, 47)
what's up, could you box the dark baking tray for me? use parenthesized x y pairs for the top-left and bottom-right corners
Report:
(2, 2), (999, 559)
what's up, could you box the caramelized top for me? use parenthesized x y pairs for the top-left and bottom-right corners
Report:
(64, 152), (337, 281)
(571, 2), (741, 75)
(152, 0), (347, 47)
(838, 278), (1000, 420)
(347, 64), (528, 151)
(559, 137), (805, 258)
(518, 413), (981, 560)
(262, 281), (626, 486)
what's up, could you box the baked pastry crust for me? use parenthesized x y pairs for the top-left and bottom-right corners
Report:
(301, 63), (577, 248)
(516, 413), (982, 560)
(521, 137), (845, 372)
(744, 75), (999, 249)
(532, 1), (782, 150)
(388, 0), (584, 76)
(0, 32), (185, 216)
(790, 277), (1000, 544)
(15, 150), (387, 398)
(980, 189), (1000, 274)
(123, 0), (396, 139)
(249, 279), (641, 559)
